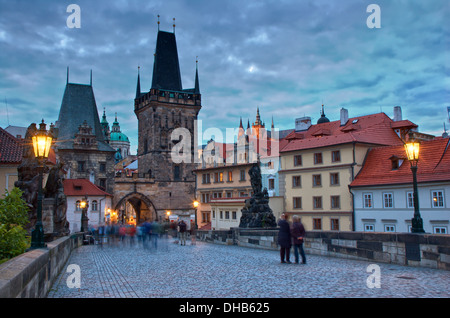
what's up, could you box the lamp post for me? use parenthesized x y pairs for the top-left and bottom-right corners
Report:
(193, 200), (199, 230)
(404, 133), (425, 233)
(80, 196), (89, 232)
(29, 119), (53, 249)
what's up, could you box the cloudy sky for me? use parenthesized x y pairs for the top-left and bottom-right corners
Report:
(0, 0), (448, 153)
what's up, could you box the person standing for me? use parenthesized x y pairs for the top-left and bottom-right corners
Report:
(277, 213), (291, 263)
(291, 215), (306, 264)
(178, 219), (187, 246)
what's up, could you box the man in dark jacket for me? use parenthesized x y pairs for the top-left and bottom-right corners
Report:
(291, 215), (306, 264)
(277, 213), (291, 263)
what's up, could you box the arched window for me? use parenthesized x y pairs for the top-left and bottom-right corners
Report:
(76, 200), (81, 211)
(92, 200), (98, 211)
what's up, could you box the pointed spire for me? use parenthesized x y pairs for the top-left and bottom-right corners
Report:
(135, 66), (141, 99)
(66, 66), (69, 84)
(247, 119), (250, 130)
(194, 57), (200, 94)
(271, 116), (274, 129)
(239, 117), (243, 129)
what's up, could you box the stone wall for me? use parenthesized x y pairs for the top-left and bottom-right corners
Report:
(196, 229), (450, 270)
(0, 233), (83, 298)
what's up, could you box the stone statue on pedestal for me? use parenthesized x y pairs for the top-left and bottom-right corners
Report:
(239, 161), (277, 228)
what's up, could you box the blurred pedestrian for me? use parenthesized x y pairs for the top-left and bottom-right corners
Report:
(277, 213), (291, 264)
(178, 219), (187, 246)
(290, 215), (306, 264)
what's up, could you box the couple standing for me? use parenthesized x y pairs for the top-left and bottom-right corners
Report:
(278, 214), (306, 264)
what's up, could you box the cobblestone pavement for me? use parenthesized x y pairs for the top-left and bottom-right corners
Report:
(47, 237), (450, 298)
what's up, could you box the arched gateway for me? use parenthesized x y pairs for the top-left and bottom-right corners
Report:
(114, 192), (157, 225)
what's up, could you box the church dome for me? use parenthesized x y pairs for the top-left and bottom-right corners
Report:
(110, 131), (129, 142)
(317, 104), (330, 124)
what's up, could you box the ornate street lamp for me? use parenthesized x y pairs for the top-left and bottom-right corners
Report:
(29, 119), (53, 249)
(404, 132), (425, 233)
(80, 196), (89, 232)
(193, 200), (199, 230)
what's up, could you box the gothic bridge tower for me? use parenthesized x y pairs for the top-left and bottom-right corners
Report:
(114, 23), (202, 223)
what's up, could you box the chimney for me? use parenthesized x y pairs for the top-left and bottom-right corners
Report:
(295, 116), (312, 131)
(340, 108), (349, 126)
(393, 106), (402, 122)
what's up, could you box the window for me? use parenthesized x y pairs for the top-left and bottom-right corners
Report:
(239, 191), (248, 197)
(99, 163), (106, 173)
(331, 196), (340, 209)
(202, 212), (211, 223)
(363, 193), (373, 208)
(174, 165), (181, 180)
(433, 226), (447, 234)
(225, 211), (230, 219)
(268, 178), (275, 190)
(313, 196), (322, 209)
(232, 211), (237, 220)
(220, 211), (223, 219)
(227, 171), (233, 182)
(75, 200), (81, 211)
(201, 193), (210, 203)
(312, 174), (321, 187)
(213, 192), (222, 199)
(331, 150), (341, 163)
(432, 190), (444, 208)
(214, 172), (219, 183)
(239, 170), (246, 181)
(313, 218), (322, 230)
(314, 153), (323, 164)
(99, 179), (106, 189)
(226, 191), (233, 198)
(383, 193), (393, 208)
(77, 161), (85, 172)
(384, 225), (396, 232)
(407, 191), (414, 208)
(364, 224), (375, 232)
(331, 219), (340, 231)
(202, 174), (211, 184)
(293, 197), (302, 209)
(330, 173), (339, 186)
(92, 200), (98, 211)
(294, 155), (302, 166)
(292, 176), (301, 188)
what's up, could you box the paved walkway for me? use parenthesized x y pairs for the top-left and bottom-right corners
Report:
(47, 237), (450, 298)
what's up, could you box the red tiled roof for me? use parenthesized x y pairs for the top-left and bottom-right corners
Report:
(0, 127), (23, 164)
(350, 138), (450, 187)
(63, 179), (112, 197)
(280, 113), (407, 153)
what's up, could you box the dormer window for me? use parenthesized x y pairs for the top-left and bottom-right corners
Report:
(389, 155), (404, 170)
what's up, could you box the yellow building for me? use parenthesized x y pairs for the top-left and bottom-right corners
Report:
(194, 138), (253, 229)
(0, 127), (22, 198)
(279, 107), (420, 231)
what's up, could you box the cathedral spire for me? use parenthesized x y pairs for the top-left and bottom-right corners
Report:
(194, 57), (200, 94)
(135, 66), (141, 99)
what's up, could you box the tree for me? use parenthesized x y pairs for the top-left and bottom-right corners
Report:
(0, 187), (30, 264)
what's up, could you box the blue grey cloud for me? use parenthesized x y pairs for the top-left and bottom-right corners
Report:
(0, 0), (448, 149)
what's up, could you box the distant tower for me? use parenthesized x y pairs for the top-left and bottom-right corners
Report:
(132, 22), (201, 217)
(55, 71), (116, 193)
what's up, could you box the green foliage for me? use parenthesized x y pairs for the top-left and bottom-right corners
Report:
(0, 188), (31, 264)
(0, 187), (30, 227)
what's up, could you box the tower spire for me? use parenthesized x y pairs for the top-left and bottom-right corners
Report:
(194, 57), (200, 94)
(135, 66), (141, 99)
